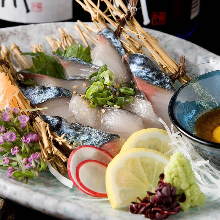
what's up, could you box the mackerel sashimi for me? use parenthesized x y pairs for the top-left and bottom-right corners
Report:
(38, 98), (76, 123)
(56, 56), (99, 80)
(128, 54), (174, 124)
(92, 35), (130, 84)
(69, 94), (101, 128)
(21, 71), (88, 94)
(20, 86), (72, 105)
(42, 115), (119, 147)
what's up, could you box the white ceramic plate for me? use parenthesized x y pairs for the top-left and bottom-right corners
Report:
(0, 22), (220, 220)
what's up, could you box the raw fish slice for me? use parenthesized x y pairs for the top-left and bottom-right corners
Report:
(21, 71), (88, 94)
(129, 54), (174, 90)
(20, 86), (71, 105)
(101, 108), (145, 138)
(69, 94), (101, 128)
(125, 95), (162, 128)
(42, 115), (119, 147)
(92, 35), (130, 84)
(99, 28), (126, 57)
(37, 98), (76, 123)
(134, 77), (173, 125)
(56, 56), (99, 80)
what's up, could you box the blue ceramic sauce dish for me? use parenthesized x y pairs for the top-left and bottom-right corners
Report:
(168, 70), (220, 169)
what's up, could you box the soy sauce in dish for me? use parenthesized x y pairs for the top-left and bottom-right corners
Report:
(195, 108), (220, 143)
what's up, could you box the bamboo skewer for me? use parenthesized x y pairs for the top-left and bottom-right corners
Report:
(75, 0), (190, 82)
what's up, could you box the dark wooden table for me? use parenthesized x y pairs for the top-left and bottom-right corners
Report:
(0, 198), (59, 220)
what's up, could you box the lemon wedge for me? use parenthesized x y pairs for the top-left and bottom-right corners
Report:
(106, 148), (169, 209)
(121, 128), (172, 156)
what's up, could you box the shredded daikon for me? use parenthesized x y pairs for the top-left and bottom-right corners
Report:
(159, 118), (220, 201)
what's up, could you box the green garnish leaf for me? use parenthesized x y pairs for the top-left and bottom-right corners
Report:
(85, 65), (136, 108)
(55, 44), (92, 63)
(23, 52), (65, 79)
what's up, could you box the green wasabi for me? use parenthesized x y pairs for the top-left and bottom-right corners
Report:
(164, 152), (205, 211)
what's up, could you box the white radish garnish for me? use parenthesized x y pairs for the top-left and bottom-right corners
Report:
(67, 145), (112, 196)
(76, 160), (107, 198)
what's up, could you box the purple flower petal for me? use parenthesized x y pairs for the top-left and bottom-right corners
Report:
(0, 125), (5, 133)
(2, 157), (10, 165)
(18, 115), (29, 124)
(22, 158), (28, 164)
(11, 146), (20, 155)
(7, 167), (14, 177)
(3, 132), (17, 142)
(25, 163), (32, 169)
(2, 111), (10, 122)
(0, 136), (4, 145)
(13, 108), (20, 114)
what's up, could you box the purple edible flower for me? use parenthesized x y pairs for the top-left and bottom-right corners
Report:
(7, 167), (14, 177)
(11, 146), (20, 155)
(0, 136), (4, 145)
(2, 111), (10, 122)
(21, 135), (31, 144)
(3, 132), (17, 142)
(28, 152), (41, 162)
(25, 163), (32, 169)
(22, 133), (40, 144)
(29, 133), (40, 142)
(2, 157), (10, 165)
(18, 115), (29, 124)
(13, 108), (20, 114)
(0, 125), (5, 133)
(22, 158), (28, 164)
(5, 106), (11, 112)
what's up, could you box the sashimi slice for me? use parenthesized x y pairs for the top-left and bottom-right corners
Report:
(69, 94), (101, 128)
(92, 35), (130, 84)
(76, 160), (107, 197)
(134, 77), (173, 125)
(21, 72), (88, 94)
(37, 97), (76, 123)
(56, 56), (99, 80)
(125, 95), (162, 128)
(67, 145), (112, 188)
(101, 108), (145, 138)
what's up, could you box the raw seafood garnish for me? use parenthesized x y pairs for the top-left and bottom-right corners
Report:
(130, 174), (184, 220)
(0, 107), (47, 182)
(23, 52), (65, 79)
(85, 65), (135, 108)
(55, 43), (92, 63)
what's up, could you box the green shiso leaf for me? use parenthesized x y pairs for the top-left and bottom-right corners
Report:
(23, 52), (65, 79)
(55, 43), (92, 63)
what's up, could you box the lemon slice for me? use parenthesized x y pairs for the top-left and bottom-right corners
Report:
(106, 148), (169, 209)
(121, 128), (172, 156)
